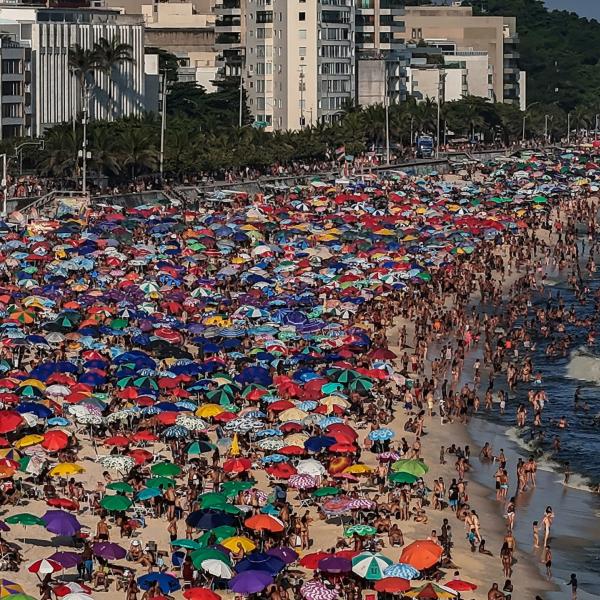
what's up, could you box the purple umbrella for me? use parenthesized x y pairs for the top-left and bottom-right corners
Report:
(92, 542), (126, 560)
(0, 520), (10, 532)
(48, 551), (82, 569)
(42, 510), (81, 537)
(318, 556), (352, 574)
(266, 546), (298, 565)
(228, 570), (273, 594)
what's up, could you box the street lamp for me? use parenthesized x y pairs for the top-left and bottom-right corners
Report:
(544, 114), (551, 144)
(436, 68), (447, 158)
(159, 72), (168, 179)
(567, 111), (571, 144)
(595, 114), (599, 141)
(0, 153), (6, 216)
(384, 69), (390, 165)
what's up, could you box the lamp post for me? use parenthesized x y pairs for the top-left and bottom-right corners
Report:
(567, 112), (571, 144)
(159, 71), (167, 180)
(544, 114), (550, 144)
(238, 50), (246, 128)
(436, 69), (446, 158)
(384, 70), (390, 165)
(596, 114), (599, 141)
(0, 153), (6, 216)
(81, 89), (88, 194)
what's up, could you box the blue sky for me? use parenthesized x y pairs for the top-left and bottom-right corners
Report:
(544, 0), (600, 20)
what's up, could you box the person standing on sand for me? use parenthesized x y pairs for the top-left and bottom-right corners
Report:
(543, 544), (552, 579)
(541, 506), (554, 546)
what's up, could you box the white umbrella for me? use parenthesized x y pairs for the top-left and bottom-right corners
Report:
(296, 458), (326, 477)
(200, 559), (234, 579)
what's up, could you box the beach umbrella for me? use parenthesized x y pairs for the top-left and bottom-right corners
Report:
(0, 580), (24, 597)
(41, 431), (69, 452)
(244, 514), (285, 533)
(150, 461), (181, 477)
(300, 580), (338, 600)
(47, 552), (82, 569)
(288, 474), (317, 489)
(383, 563), (420, 579)
(318, 556), (351, 574)
(343, 524), (377, 537)
(0, 412), (24, 434)
(221, 536), (256, 553)
(92, 542), (126, 560)
(391, 459), (429, 476)
(388, 472), (418, 485)
(312, 486), (341, 498)
(236, 552), (285, 575)
(27, 559), (62, 575)
(52, 584), (91, 597)
(405, 583), (457, 599)
(228, 570), (273, 595)
(445, 579), (477, 592)
(42, 510), (81, 536)
(137, 573), (181, 594)
(400, 540), (443, 570)
(5, 513), (44, 527)
(266, 546), (298, 565)
(183, 590), (221, 600)
(106, 481), (134, 493)
(374, 578), (411, 594)
(98, 455), (135, 472)
(48, 463), (84, 477)
(351, 552), (393, 580)
(100, 495), (132, 511)
(170, 539), (201, 551)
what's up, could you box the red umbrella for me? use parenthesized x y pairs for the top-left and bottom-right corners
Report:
(223, 458), (252, 473)
(265, 463), (297, 479)
(278, 445), (304, 456)
(325, 423), (358, 440)
(268, 400), (295, 412)
(183, 589), (221, 600)
(244, 514), (284, 532)
(104, 435), (130, 447)
(54, 583), (93, 597)
(374, 578), (411, 593)
(41, 431), (69, 452)
(28, 558), (62, 574)
(0, 410), (23, 434)
(299, 551), (329, 569)
(128, 449), (153, 465)
(47, 498), (78, 511)
(445, 579), (477, 592)
(156, 412), (177, 425)
(131, 430), (158, 443)
(368, 348), (397, 360)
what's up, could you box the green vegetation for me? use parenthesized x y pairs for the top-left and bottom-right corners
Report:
(466, 0), (600, 111)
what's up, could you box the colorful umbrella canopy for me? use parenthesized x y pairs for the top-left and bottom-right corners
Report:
(351, 551), (393, 580)
(400, 540), (443, 570)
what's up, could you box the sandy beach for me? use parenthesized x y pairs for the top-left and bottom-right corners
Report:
(2, 157), (599, 600)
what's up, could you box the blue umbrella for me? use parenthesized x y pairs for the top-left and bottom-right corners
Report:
(368, 428), (394, 441)
(304, 436), (336, 452)
(383, 563), (420, 579)
(186, 510), (235, 530)
(138, 572), (181, 594)
(16, 403), (53, 419)
(42, 510), (82, 537)
(236, 552), (285, 574)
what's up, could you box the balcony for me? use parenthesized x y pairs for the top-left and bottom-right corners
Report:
(215, 32), (241, 48)
(215, 16), (241, 31)
(215, 0), (241, 16)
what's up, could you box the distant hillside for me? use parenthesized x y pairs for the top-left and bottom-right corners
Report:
(465, 0), (600, 111)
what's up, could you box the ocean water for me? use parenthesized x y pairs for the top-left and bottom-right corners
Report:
(464, 237), (600, 595)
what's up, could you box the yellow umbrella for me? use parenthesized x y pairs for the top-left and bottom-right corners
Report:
(221, 536), (256, 553)
(230, 433), (241, 457)
(284, 433), (309, 446)
(343, 464), (373, 474)
(18, 379), (46, 390)
(14, 434), (44, 449)
(278, 408), (308, 422)
(321, 396), (350, 409)
(49, 463), (85, 477)
(196, 404), (224, 418)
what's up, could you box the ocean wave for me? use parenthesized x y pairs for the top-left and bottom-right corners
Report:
(565, 347), (600, 384)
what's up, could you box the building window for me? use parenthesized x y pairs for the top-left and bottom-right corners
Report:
(2, 59), (21, 75)
(299, 29), (306, 39)
(299, 46), (306, 57)
(299, 12), (305, 21)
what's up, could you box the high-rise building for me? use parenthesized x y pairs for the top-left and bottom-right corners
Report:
(216, 0), (356, 131)
(402, 4), (523, 105)
(0, 2), (157, 137)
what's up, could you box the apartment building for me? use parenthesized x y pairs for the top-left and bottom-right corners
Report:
(0, 3), (156, 136)
(141, 0), (217, 90)
(215, 0), (356, 131)
(0, 36), (31, 139)
(402, 4), (523, 105)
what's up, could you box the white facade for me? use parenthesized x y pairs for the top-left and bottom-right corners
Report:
(0, 6), (148, 136)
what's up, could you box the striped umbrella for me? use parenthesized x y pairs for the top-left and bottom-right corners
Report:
(0, 580), (24, 597)
(351, 552), (393, 580)
(383, 563), (421, 579)
(288, 474), (317, 489)
(300, 580), (338, 600)
(27, 559), (62, 575)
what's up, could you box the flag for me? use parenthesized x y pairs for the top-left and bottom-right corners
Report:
(335, 145), (346, 161)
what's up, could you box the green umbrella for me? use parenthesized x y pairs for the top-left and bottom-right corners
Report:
(5, 513), (44, 526)
(328, 368), (361, 383)
(110, 318), (129, 330)
(145, 476), (175, 488)
(100, 495), (132, 511)
(351, 551), (393, 580)
(241, 384), (268, 397)
(211, 525), (237, 542)
(391, 459), (429, 476)
(106, 482), (134, 493)
(171, 539), (201, 550)
(532, 195), (548, 204)
(206, 389), (234, 405)
(151, 462), (182, 477)
(9, 595), (37, 600)
(133, 376), (158, 390)
(344, 524), (377, 537)
(312, 486), (341, 498)
(220, 480), (255, 497)
(198, 492), (229, 508)
(187, 440), (216, 455)
(348, 378), (374, 392)
(321, 382), (344, 394)
(190, 548), (232, 570)
(388, 472), (418, 484)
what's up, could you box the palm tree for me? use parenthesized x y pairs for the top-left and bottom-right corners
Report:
(40, 126), (80, 177)
(89, 126), (121, 176)
(93, 37), (134, 74)
(119, 128), (159, 178)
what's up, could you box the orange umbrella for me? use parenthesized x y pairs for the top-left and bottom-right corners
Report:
(399, 540), (443, 570)
(244, 514), (285, 533)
